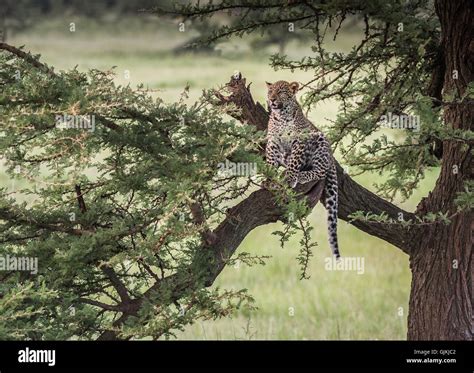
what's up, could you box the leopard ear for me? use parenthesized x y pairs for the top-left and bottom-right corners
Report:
(289, 81), (300, 94)
(266, 81), (273, 88)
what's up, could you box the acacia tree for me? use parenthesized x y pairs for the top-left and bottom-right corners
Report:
(155, 0), (473, 340)
(0, 0), (472, 340)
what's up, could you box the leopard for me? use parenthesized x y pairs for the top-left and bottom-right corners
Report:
(265, 80), (340, 259)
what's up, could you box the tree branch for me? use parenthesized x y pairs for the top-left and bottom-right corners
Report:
(189, 201), (217, 246)
(0, 42), (55, 77)
(77, 298), (122, 312)
(74, 184), (132, 305)
(98, 179), (325, 340)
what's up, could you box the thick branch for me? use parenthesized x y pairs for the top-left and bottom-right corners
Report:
(335, 163), (415, 251)
(215, 72), (269, 132)
(98, 179), (325, 340)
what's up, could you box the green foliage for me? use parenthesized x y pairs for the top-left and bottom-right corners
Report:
(153, 0), (462, 202)
(2, 0), (470, 341)
(121, 287), (256, 340)
(269, 182), (318, 280)
(454, 180), (474, 212)
(0, 281), (57, 340)
(0, 46), (265, 339)
(348, 210), (452, 226)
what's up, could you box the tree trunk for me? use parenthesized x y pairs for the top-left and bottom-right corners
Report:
(408, 212), (473, 340)
(408, 0), (473, 340)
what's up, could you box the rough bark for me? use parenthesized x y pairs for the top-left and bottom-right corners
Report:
(407, 0), (474, 340)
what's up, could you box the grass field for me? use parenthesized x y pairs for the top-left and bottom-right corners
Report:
(5, 16), (440, 340)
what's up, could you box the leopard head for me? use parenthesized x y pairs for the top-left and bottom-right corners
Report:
(266, 80), (300, 111)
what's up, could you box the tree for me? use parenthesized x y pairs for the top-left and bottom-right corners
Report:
(0, 0), (472, 341)
(154, 0), (474, 339)
(153, 0), (474, 340)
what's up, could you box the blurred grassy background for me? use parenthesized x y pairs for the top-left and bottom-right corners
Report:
(5, 15), (440, 340)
